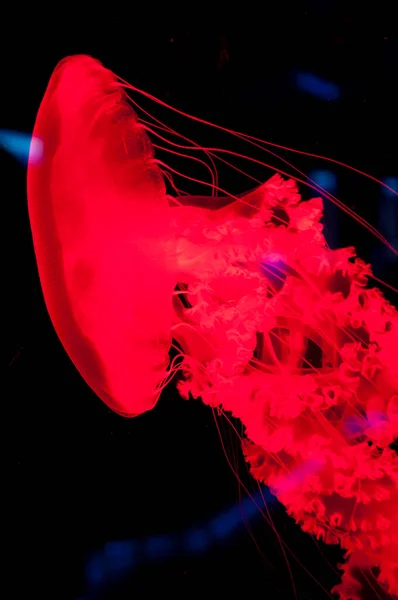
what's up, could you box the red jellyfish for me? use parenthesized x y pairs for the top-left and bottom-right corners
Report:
(28, 55), (398, 599)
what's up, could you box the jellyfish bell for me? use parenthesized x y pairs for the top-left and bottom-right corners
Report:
(27, 54), (176, 416)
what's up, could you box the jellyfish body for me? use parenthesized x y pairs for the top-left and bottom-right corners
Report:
(28, 55), (175, 416)
(28, 56), (398, 598)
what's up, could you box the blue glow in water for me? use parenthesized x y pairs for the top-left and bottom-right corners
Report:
(84, 465), (322, 594)
(242, 486), (274, 519)
(294, 72), (340, 101)
(308, 169), (339, 248)
(184, 527), (209, 553)
(86, 554), (106, 587)
(375, 177), (398, 265)
(105, 540), (136, 562)
(382, 177), (398, 197)
(344, 410), (388, 438)
(144, 534), (174, 559)
(367, 410), (388, 427)
(86, 542), (138, 589)
(209, 504), (243, 539)
(344, 415), (365, 437)
(259, 255), (290, 292)
(379, 177), (398, 239)
(0, 129), (43, 165)
(308, 169), (338, 193)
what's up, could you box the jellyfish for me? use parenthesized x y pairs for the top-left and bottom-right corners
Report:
(27, 55), (398, 599)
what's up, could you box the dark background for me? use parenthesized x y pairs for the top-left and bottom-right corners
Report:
(4, 4), (397, 599)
